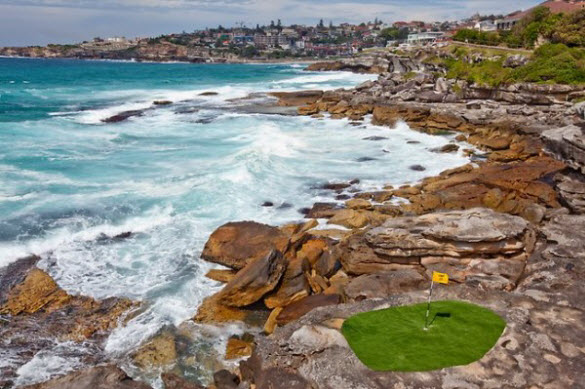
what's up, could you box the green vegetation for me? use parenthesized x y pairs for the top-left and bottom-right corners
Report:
(440, 43), (585, 86)
(341, 300), (506, 372)
(454, 7), (585, 49)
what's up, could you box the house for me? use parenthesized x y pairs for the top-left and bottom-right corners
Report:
(497, 0), (585, 30)
(406, 31), (444, 45)
(474, 20), (497, 31)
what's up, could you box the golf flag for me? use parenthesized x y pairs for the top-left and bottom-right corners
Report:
(432, 271), (449, 285)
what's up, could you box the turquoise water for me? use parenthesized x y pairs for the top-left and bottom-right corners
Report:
(0, 58), (470, 385)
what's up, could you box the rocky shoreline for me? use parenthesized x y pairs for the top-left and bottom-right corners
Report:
(2, 50), (585, 388)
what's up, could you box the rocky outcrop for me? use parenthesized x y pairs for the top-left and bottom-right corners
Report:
(201, 221), (289, 270)
(241, 282), (585, 389)
(340, 208), (535, 290)
(21, 365), (151, 389)
(0, 259), (137, 387)
(542, 125), (585, 174)
(217, 250), (287, 307)
(269, 90), (323, 107)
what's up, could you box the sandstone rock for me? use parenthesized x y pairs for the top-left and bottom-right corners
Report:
(556, 172), (585, 214)
(276, 294), (341, 326)
(345, 198), (373, 210)
(344, 270), (427, 301)
(131, 331), (177, 369)
(264, 307), (283, 334)
(225, 337), (254, 360)
(296, 238), (329, 265)
(0, 268), (71, 315)
(270, 90), (323, 107)
(328, 209), (369, 229)
(339, 208), (534, 289)
(264, 257), (310, 309)
(194, 294), (269, 327)
(161, 373), (205, 389)
(201, 221), (289, 270)
(218, 250), (287, 307)
(313, 247), (342, 278)
(205, 269), (238, 283)
(21, 365), (151, 389)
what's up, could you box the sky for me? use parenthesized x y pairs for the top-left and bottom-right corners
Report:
(0, 0), (538, 46)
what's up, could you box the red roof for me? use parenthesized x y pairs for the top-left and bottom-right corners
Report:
(507, 0), (585, 20)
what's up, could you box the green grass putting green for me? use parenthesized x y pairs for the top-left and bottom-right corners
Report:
(341, 300), (506, 372)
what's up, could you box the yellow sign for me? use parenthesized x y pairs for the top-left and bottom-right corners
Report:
(432, 271), (449, 284)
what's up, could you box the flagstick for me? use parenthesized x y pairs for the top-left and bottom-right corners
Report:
(424, 279), (434, 330)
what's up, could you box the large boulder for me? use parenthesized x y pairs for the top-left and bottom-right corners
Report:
(276, 294), (341, 326)
(201, 221), (289, 270)
(218, 250), (287, 307)
(21, 365), (151, 389)
(542, 125), (585, 174)
(264, 257), (311, 309)
(340, 208), (535, 290)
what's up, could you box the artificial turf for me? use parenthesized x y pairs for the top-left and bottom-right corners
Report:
(341, 300), (506, 372)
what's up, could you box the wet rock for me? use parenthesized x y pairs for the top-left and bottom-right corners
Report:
(261, 201), (274, 207)
(409, 164), (426, 171)
(102, 110), (145, 123)
(161, 373), (205, 389)
(356, 156), (377, 162)
(438, 143), (460, 153)
(277, 202), (293, 210)
(276, 294), (341, 326)
(225, 337), (254, 360)
(153, 100), (172, 106)
(131, 331), (177, 369)
(201, 221), (289, 270)
(304, 202), (339, 218)
(340, 208), (535, 289)
(218, 250), (287, 307)
(199, 91), (219, 96)
(213, 369), (240, 389)
(21, 365), (151, 389)
(363, 136), (388, 141)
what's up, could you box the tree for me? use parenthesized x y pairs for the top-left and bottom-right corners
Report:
(270, 20), (275, 28)
(319, 19), (324, 28)
(329, 20), (334, 29)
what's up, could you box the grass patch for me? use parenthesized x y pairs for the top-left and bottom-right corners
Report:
(341, 300), (506, 372)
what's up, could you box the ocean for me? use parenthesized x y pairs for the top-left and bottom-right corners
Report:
(0, 57), (470, 386)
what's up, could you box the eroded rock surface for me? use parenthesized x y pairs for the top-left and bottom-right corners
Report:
(340, 208), (534, 290)
(201, 221), (289, 270)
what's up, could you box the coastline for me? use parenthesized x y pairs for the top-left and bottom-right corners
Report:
(2, 49), (585, 388)
(0, 54), (322, 66)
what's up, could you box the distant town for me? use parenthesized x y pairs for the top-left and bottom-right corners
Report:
(1, 0), (584, 61)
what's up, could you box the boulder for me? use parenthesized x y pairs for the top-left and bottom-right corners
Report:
(264, 257), (311, 309)
(213, 370), (240, 389)
(21, 365), (151, 389)
(194, 294), (270, 327)
(205, 269), (238, 283)
(201, 221), (289, 270)
(339, 208), (535, 289)
(218, 250), (287, 307)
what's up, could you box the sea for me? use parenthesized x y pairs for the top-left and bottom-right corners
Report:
(0, 57), (471, 386)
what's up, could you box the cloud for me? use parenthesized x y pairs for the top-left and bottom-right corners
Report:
(0, 0), (538, 46)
